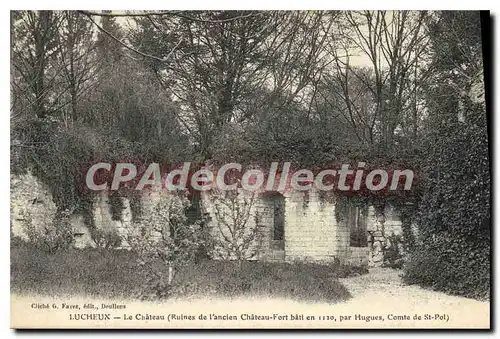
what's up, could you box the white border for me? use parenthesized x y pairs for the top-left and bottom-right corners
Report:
(1, 3), (497, 338)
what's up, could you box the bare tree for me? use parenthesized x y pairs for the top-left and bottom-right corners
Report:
(11, 10), (63, 120)
(325, 11), (431, 148)
(56, 11), (99, 124)
(209, 189), (263, 262)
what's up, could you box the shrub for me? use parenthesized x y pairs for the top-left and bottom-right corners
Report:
(383, 233), (405, 269)
(91, 229), (123, 249)
(404, 106), (490, 299)
(24, 208), (74, 254)
(208, 189), (263, 261)
(127, 192), (203, 299)
(403, 231), (490, 299)
(403, 11), (490, 300)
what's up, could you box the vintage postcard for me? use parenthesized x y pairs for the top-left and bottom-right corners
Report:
(10, 10), (491, 329)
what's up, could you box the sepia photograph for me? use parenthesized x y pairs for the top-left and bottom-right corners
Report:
(9, 9), (491, 329)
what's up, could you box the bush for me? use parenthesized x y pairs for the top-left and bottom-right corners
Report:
(208, 189), (263, 261)
(403, 232), (490, 299)
(91, 229), (123, 249)
(127, 192), (203, 299)
(404, 108), (490, 299)
(383, 233), (405, 269)
(24, 209), (74, 254)
(403, 11), (490, 300)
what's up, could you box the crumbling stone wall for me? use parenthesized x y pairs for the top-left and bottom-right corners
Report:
(283, 190), (342, 262)
(201, 190), (275, 260)
(11, 173), (403, 266)
(201, 189), (354, 264)
(366, 205), (403, 267)
(10, 173), (138, 248)
(10, 172), (57, 241)
(201, 189), (406, 266)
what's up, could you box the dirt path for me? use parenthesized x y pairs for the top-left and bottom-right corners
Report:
(336, 267), (490, 328)
(339, 267), (487, 303)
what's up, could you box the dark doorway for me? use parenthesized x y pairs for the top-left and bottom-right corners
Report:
(347, 204), (368, 247)
(266, 193), (285, 250)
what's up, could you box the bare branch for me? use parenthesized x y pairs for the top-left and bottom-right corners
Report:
(79, 10), (257, 24)
(79, 11), (182, 63)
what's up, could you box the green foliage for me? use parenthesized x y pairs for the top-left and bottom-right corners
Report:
(403, 11), (490, 299)
(92, 229), (123, 249)
(404, 107), (490, 298)
(403, 232), (490, 299)
(383, 233), (404, 269)
(334, 195), (370, 223)
(11, 11), (490, 301)
(11, 112), (187, 228)
(12, 120), (96, 224)
(12, 239), (363, 303)
(127, 193), (203, 299)
(11, 241), (145, 298)
(24, 209), (74, 254)
(170, 260), (356, 302)
(388, 198), (420, 253)
(11, 11), (190, 229)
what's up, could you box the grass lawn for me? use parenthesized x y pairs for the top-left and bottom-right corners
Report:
(11, 240), (364, 304)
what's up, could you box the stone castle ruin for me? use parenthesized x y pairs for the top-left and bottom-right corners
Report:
(11, 172), (403, 267)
